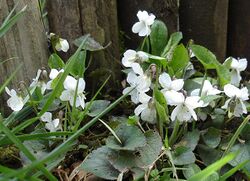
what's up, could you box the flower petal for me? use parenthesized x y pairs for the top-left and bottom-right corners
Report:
(159, 72), (171, 89)
(132, 22), (144, 34)
(40, 112), (52, 123)
(223, 84), (239, 98)
(171, 79), (184, 91)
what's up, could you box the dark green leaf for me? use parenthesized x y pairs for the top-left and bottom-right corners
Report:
(48, 53), (65, 69)
(215, 64), (231, 86)
(150, 20), (168, 56)
(202, 127), (221, 148)
(81, 146), (120, 180)
(86, 100), (111, 117)
(73, 34), (108, 51)
(175, 130), (200, 152)
(135, 130), (163, 167)
(183, 163), (201, 179)
(173, 150), (196, 165)
(197, 144), (222, 166)
(106, 124), (146, 151)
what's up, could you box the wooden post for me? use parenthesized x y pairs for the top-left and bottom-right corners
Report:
(227, 0), (250, 71)
(179, 0), (228, 62)
(47, 0), (121, 92)
(117, 0), (179, 49)
(0, 0), (48, 111)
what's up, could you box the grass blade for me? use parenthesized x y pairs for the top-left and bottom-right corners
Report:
(0, 5), (27, 38)
(0, 116), (57, 180)
(223, 115), (250, 157)
(219, 160), (249, 181)
(2, 90), (130, 179)
(188, 152), (237, 181)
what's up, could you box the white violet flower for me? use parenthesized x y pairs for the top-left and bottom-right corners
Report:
(159, 72), (184, 100)
(47, 69), (64, 89)
(191, 80), (221, 106)
(5, 87), (24, 112)
(40, 112), (60, 132)
(122, 49), (148, 72)
(60, 75), (86, 109)
(123, 68), (151, 104)
(30, 69), (47, 94)
(134, 93), (157, 124)
(222, 84), (249, 117)
(132, 10), (155, 36)
(165, 91), (203, 122)
(49, 33), (69, 52)
(227, 57), (247, 86)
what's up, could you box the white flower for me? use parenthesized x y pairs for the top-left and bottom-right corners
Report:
(30, 69), (47, 94)
(228, 58), (247, 86)
(47, 69), (64, 89)
(191, 80), (221, 106)
(40, 112), (60, 132)
(5, 87), (24, 112)
(55, 38), (69, 52)
(122, 49), (148, 70)
(166, 91), (203, 122)
(134, 93), (157, 123)
(132, 10), (155, 36)
(159, 73), (184, 100)
(123, 68), (151, 104)
(222, 84), (249, 117)
(60, 76), (86, 109)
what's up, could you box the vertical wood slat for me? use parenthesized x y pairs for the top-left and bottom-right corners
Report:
(117, 0), (179, 49)
(227, 1), (250, 71)
(47, 0), (121, 91)
(179, 0), (228, 62)
(0, 0), (48, 111)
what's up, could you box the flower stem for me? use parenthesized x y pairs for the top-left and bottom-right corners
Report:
(169, 120), (180, 146)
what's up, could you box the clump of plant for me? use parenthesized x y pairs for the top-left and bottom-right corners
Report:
(80, 10), (250, 180)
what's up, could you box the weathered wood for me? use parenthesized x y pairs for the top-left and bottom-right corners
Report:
(47, 0), (121, 91)
(179, 0), (228, 62)
(117, 0), (179, 49)
(0, 0), (48, 111)
(227, 0), (250, 71)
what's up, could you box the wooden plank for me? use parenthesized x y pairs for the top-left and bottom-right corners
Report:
(0, 0), (48, 112)
(179, 0), (228, 62)
(227, 0), (250, 71)
(47, 0), (121, 91)
(117, 0), (179, 49)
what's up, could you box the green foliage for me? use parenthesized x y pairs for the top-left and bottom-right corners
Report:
(150, 20), (168, 56)
(168, 44), (189, 77)
(48, 53), (65, 69)
(81, 124), (162, 180)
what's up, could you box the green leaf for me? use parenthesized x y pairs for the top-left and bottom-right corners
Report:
(106, 124), (146, 151)
(173, 150), (196, 165)
(161, 32), (183, 58)
(228, 144), (250, 172)
(135, 130), (162, 167)
(168, 44), (189, 77)
(81, 146), (120, 180)
(48, 53), (65, 69)
(183, 163), (201, 179)
(86, 100), (111, 117)
(215, 64), (231, 86)
(154, 89), (169, 125)
(150, 20), (168, 56)
(188, 152), (237, 181)
(190, 44), (219, 69)
(202, 127), (221, 148)
(197, 145), (222, 166)
(175, 130), (200, 152)
(70, 50), (86, 77)
(73, 34), (109, 51)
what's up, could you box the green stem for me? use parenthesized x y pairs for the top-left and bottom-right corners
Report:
(169, 120), (180, 146)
